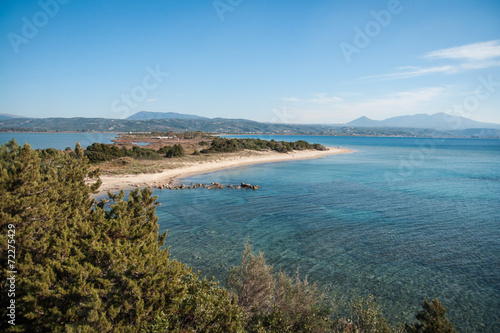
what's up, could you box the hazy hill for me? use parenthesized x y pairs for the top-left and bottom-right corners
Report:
(344, 116), (380, 127)
(347, 113), (500, 130)
(0, 113), (25, 121)
(127, 111), (208, 120)
(0, 117), (325, 134)
(1, 113), (499, 137)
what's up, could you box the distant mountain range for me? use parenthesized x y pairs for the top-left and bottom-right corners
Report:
(127, 111), (208, 120)
(346, 113), (500, 130)
(1, 112), (499, 138)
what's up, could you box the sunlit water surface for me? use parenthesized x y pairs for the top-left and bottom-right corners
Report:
(155, 136), (499, 332)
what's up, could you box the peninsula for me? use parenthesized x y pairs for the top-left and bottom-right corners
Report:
(96, 147), (351, 195)
(89, 132), (352, 195)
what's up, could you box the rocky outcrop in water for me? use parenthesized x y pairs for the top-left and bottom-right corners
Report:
(241, 182), (260, 190)
(146, 182), (260, 190)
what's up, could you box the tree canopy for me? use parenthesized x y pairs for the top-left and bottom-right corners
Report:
(158, 144), (185, 158)
(85, 143), (162, 163)
(405, 299), (456, 333)
(0, 141), (242, 332)
(201, 137), (327, 154)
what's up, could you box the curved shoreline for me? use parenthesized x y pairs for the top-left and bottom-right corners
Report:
(95, 148), (353, 196)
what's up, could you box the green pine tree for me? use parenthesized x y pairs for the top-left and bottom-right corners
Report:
(405, 299), (456, 333)
(0, 140), (242, 332)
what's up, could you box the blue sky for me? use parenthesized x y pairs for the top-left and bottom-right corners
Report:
(1, 0), (500, 124)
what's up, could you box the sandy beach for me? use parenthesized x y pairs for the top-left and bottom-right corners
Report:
(95, 147), (352, 196)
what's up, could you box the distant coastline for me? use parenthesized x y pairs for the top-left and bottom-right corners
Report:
(2, 130), (496, 139)
(2, 112), (499, 138)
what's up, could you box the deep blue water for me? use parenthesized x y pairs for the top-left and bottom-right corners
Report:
(154, 136), (500, 332)
(0, 132), (117, 149)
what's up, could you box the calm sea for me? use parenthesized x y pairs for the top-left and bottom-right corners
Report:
(2, 133), (498, 331)
(155, 136), (499, 332)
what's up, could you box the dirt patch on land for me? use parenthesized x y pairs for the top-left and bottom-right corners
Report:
(112, 134), (212, 153)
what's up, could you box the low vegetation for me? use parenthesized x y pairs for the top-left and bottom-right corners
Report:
(227, 243), (333, 332)
(84, 137), (328, 165)
(201, 137), (327, 153)
(225, 242), (456, 333)
(0, 141), (456, 332)
(85, 142), (162, 163)
(158, 144), (185, 158)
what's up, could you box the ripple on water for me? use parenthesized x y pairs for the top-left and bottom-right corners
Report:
(154, 137), (500, 332)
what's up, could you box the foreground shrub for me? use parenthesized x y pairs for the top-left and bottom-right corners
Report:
(405, 299), (455, 333)
(227, 243), (275, 315)
(349, 295), (394, 333)
(0, 141), (242, 332)
(143, 277), (242, 332)
(227, 243), (333, 332)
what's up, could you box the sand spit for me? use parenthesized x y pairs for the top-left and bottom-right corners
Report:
(95, 148), (352, 196)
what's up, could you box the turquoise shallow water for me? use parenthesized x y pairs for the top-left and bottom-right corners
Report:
(154, 136), (500, 332)
(2, 133), (498, 331)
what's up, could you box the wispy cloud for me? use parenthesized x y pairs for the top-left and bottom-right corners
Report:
(281, 93), (342, 104)
(310, 93), (343, 103)
(424, 40), (500, 61)
(363, 65), (456, 80)
(365, 40), (500, 80)
(283, 87), (450, 123)
(459, 59), (500, 70)
(339, 86), (449, 115)
(282, 97), (301, 102)
(146, 98), (158, 103)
